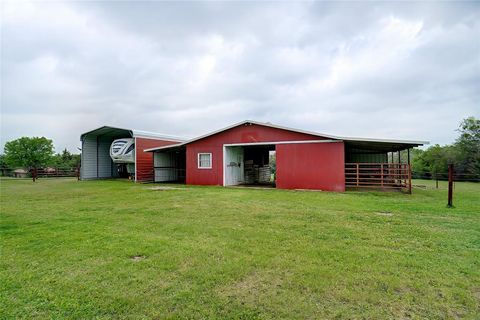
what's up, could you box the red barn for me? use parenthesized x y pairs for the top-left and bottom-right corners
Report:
(80, 126), (185, 182)
(146, 121), (427, 192)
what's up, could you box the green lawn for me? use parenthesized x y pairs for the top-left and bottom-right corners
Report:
(1, 178), (479, 319)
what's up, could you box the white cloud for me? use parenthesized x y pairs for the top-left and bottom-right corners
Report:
(1, 1), (479, 152)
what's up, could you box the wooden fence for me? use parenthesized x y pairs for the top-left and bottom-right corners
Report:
(36, 167), (79, 178)
(0, 167), (79, 179)
(345, 163), (411, 193)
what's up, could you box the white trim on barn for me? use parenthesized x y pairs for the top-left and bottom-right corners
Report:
(222, 145), (226, 186)
(144, 142), (185, 152)
(134, 137), (137, 182)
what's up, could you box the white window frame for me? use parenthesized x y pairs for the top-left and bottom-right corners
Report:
(197, 152), (212, 169)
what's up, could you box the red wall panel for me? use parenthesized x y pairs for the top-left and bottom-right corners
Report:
(185, 123), (329, 186)
(186, 145), (223, 185)
(276, 142), (345, 191)
(135, 138), (180, 182)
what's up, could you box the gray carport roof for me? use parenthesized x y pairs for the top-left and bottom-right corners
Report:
(80, 126), (132, 141)
(80, 126), (186, 142)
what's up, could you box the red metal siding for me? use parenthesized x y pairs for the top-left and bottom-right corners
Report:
(186, 145), (223, 185)
(276, 142), (345, 191)
(135, 138), (180, 182)
(186, 123), (329, 186)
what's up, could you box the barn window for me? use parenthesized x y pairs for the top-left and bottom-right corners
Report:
(198, 153), (212, 169)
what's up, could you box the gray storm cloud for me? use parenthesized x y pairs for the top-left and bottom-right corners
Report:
(1, 1), (479, 152)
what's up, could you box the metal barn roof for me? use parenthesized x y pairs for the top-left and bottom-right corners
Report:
(144, 120), (429, 152)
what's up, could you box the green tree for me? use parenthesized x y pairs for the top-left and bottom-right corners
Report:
(455, 117), (480, 175)
(4, 137), (54, 181)
(49, 148), (81, 168)
(0, 154), (6, 168)
(411, 116), (479, 180)
(412, 144), (451, 178)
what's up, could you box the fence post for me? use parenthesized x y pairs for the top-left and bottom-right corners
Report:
(447, 164), (454, 207)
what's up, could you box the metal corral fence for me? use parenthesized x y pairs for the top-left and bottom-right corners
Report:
(345, 163), (412, 193)
(0, 167), (79, 178)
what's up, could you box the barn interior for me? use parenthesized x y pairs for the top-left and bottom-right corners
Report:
(344, 139), (420, 163)
(243, 145), (276, 186)
(80, 126), (134, 180)
(153, 146), (186, 183)
(224, 144), (276, 187)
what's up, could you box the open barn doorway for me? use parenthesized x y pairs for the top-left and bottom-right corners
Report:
(224, 144), (276, 187)
(153, 146), (186, 183)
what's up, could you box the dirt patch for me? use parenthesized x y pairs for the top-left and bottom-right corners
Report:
(375, 211), (394, 216)
(216, 270), (288, 306)
(148, 186), (186, 191)
(130, 255), (147, 262)
(472, 287), (480, 301)
(412, 184), (427, 189)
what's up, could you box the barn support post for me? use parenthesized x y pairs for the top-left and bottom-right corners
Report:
(407, 148), (411, 187)
(408, 164), (412, 194)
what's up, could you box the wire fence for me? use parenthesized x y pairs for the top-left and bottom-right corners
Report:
(412, 171), (480, 182)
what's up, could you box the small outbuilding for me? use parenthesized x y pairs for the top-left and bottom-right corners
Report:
(80, 126), (185, 182)
(13, 168), (29, 178)
(145, 120), (428, 192)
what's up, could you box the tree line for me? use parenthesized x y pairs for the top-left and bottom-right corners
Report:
(411, 117), (479, 179)
(0, 137), (80, 170)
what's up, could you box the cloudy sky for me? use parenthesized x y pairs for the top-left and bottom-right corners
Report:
(1, 1), (479, 152)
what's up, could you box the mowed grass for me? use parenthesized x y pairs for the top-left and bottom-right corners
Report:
(1, 178), (479, 319)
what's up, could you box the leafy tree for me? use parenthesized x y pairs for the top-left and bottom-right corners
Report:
(455, 117), (480, 175)
(0, 154), (6, 168)
(412, 116), (479, 180)
(49, 148), (81, 168)
(3, 137), (54, 181)
(412, 145), (450, 178)
(269, 152), (276, 173)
